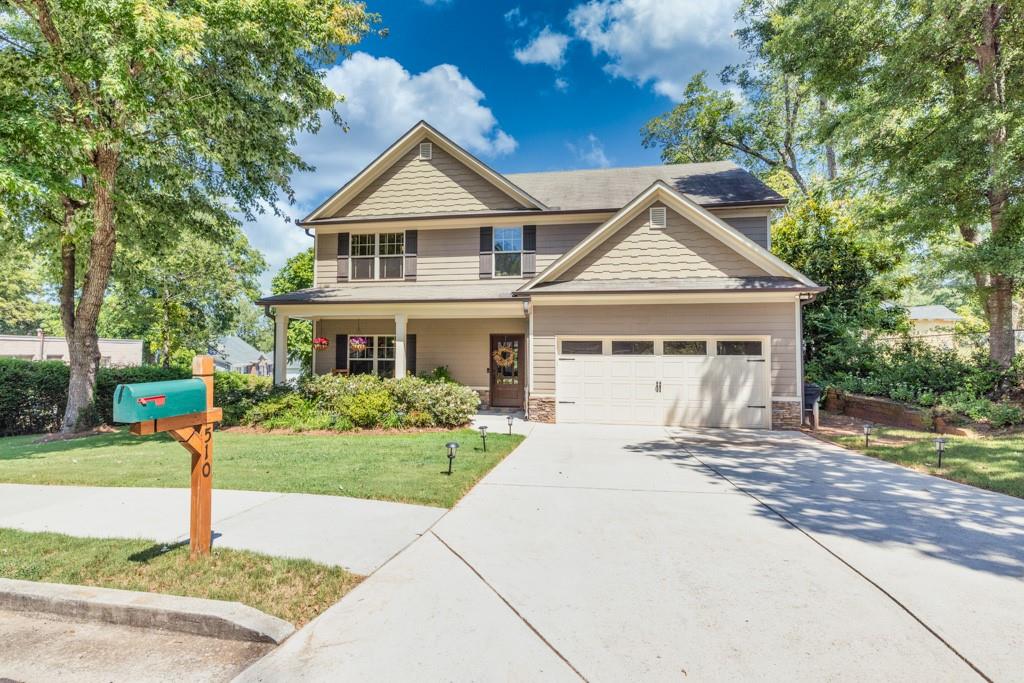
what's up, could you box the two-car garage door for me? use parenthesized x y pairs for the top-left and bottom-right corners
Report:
(555, 338), (769, 428)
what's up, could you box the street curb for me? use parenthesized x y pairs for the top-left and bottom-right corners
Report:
(0, 578), (294, 644)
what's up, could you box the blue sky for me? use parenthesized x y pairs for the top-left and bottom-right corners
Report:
(246, 0), (744, 288)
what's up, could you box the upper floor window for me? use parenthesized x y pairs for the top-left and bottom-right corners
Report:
(493, 226), (523, 278)
(351, 232), (405, 281)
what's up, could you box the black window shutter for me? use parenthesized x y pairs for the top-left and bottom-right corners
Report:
(335, 335), (348, 371)
(479, 226), (493, 279)
(406, 334), (417, 376)
(523, 225), (537, 277)
(336, 233), (350, 283)
(404, 230), (418, 281)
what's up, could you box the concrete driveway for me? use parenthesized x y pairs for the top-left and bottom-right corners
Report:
(239, 424), (1024, 682)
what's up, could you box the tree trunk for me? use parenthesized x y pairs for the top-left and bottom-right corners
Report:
(975, 3), (1014, 367)
(818, 98), (838, 181)
(60, 146), (119, 432)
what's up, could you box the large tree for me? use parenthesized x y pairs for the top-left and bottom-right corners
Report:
(99, 227), (266, 366)
(0, 0), (378, 430)
(764, 0), (1024, 366)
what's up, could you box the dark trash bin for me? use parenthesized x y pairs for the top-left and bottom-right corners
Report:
(804, 383), (823, 410)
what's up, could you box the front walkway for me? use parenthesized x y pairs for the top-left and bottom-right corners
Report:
(239, 424), (1023, 682)
(0, 484), (444, 574)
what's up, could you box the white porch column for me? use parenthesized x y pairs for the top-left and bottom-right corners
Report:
(273, 313), (288, 385)
(394, 313), (408, 378)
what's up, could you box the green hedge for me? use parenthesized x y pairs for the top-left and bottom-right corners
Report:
(0, 358), (264, 436)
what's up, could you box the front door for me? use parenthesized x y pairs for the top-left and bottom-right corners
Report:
(489, 334), (526, 408)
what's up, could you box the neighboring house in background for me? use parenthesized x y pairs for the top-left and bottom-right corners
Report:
(210, 335), (272, 376)
(0, 330), (142, 366)
(906, 305), (962, 347)
(259, 121), (823, 429)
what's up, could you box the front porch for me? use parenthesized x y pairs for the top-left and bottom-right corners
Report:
(271, 303), (529, 410)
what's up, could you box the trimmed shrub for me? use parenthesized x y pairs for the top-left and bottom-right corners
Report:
(214, 372), (274, 426)
(93, 365), (190, 425)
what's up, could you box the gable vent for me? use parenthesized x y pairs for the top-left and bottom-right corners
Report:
(418, 142), (432, 160)
(649, 206), (667, 229)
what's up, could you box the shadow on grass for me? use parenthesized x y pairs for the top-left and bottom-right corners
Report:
(128, 539), (188, 563)
(0, 430), (168, 461)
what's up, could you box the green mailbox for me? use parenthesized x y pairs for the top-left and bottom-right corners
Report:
(113, 379), (208, 424)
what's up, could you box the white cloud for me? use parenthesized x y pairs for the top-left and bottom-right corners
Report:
(504, 7), (527, 27)
(241, 53), (516, 291)
(568, 0), (742, 99)
(513, 27), (571, 69)
(554, 77), (569, 92)
(566, 134), (611, 168)
(419, 0), (451, 5)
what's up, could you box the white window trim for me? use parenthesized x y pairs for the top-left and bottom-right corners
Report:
(348, 334), (397, 376)
(492, 225), (524, 279)
(350, 231), (406, 282)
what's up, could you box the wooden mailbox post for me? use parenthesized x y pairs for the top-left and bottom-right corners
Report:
(116, 356), (222, 558)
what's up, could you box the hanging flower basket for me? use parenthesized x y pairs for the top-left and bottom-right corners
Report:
(349, 336), (368, 353)
(491, 344), (516, 368)
(312, 336), (329, 351)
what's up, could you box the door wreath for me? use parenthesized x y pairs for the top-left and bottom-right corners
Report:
(491, 343), (517, 368)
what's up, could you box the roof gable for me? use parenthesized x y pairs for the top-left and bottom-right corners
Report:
(519, 182), (816, 292)
(304, 121), (547, 222)
(559, 200), (769, 282)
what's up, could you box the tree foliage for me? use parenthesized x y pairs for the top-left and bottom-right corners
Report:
(0, 0), (377, 429)
(271, 247), (314, 369)
(772, 196), (907, 377)
(762, 0), (1024, 365)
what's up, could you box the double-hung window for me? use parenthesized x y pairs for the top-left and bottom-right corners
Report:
(493, 226), (523, 278)
(348, 335), (396, 377)
(351, 233), (405, 281)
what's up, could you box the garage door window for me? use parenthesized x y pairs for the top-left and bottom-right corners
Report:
(612, 340), (654, 355)
(664, 340), (707, 355)
(716, 340), (762, 356)
(561, 340), (603, 354)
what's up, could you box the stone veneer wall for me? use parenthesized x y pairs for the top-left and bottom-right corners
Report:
(528, 396), (556, 423)
(771, 401), (802, 430)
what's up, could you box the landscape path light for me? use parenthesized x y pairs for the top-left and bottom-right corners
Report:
(478, 424), (488, 451)
(507, 414), (514, 435)
(863, 423), (873, 448)
(934, 436), (946, 468)
(445, 442), (459, 475)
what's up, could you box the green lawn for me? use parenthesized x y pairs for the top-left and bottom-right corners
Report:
(0, 428), (523, 508)
(0, 527), (359, 626)
(820, 425), (1024, 499)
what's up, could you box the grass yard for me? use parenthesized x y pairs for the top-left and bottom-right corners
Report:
(0, 527), (359, 626)
(0, 428), (523, 508)
(818, 419), (1024, 499)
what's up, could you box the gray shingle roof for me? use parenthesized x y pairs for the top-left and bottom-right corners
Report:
(505, 161), (786, 210)
(907, 305), (962, 321)
(525, 277), (820, 295)
(258, 281), (518, 305)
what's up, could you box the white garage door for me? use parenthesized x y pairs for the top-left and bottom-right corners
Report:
(555, 338), (769, 428)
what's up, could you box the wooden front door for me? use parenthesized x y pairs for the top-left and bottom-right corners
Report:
(489, 334), (526, 408)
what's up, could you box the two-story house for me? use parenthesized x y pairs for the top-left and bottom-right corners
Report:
(260, 121), (823, 429)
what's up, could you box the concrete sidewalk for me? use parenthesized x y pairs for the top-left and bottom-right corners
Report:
(0, 484), (445, 574)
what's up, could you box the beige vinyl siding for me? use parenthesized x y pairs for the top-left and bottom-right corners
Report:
(720, 216), (769, 250)
(416, 228), (481, 283)
(332, 146), (524, 218)
(561, 203), (769, 282)
(531, 302), (798, 398)
(315, 233), (338, 284)
(314, 317), (526, 387)
(536, 223), (598, 271)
